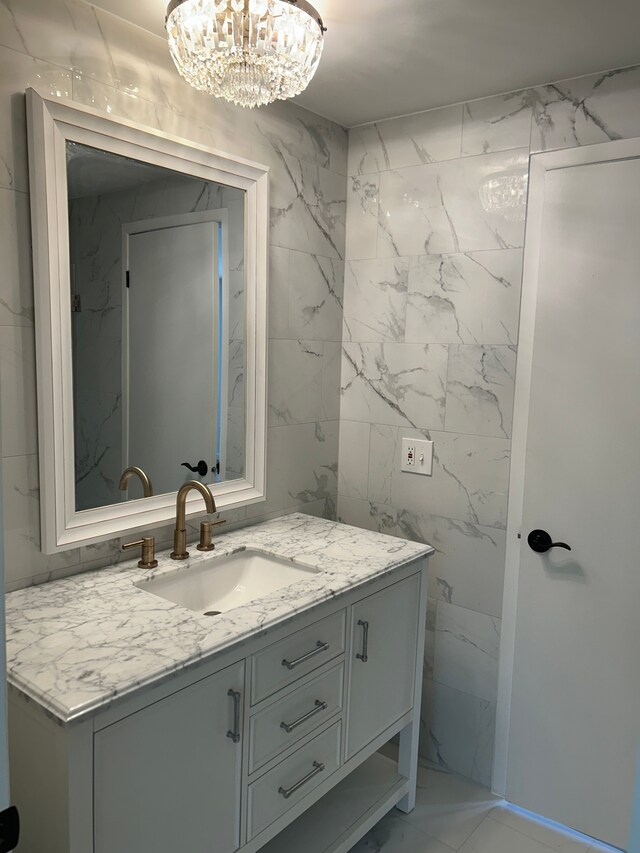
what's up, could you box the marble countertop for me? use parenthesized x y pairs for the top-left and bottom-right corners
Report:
(5, 514), (431, 725)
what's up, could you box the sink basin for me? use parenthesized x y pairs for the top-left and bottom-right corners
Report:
(135, 550), (319, 615)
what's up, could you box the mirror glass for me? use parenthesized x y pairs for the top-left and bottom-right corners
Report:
(66, 141), (246, 512)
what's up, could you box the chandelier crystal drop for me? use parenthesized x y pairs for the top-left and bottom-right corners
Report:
(165, 0), (325, 109)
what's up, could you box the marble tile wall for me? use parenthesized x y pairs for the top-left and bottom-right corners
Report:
(0, 0), (347, 590)
(338, 63), (640, 786)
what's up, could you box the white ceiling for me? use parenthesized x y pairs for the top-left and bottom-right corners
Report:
(92, 0), (640, 127)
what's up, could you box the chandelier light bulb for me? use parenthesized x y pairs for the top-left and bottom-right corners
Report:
(165, 0), (326, 109)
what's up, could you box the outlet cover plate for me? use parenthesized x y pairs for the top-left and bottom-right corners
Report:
(401, 438), (433, 475)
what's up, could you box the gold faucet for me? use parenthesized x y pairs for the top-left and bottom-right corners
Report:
(171, 480), (216, 560)
(119, 466), (153, 498)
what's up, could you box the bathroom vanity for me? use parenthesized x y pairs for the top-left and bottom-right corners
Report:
(5, 515), (431, 853)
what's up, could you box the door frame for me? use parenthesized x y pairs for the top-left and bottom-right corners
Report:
(121, 209), (230, 489)
(493, 135), (640, 797)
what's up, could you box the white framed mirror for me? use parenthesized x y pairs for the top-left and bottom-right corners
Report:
(26, 89), (268, 553)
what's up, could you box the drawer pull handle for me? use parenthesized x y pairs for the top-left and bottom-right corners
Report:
(282, 641), (329, 671)
(356, 620), (369, 663)
(278, 761), (325, 799)
(227, 689), (241, 743)
(280, 700), (328, 734)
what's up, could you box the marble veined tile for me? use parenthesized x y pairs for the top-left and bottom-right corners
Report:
(367, 423), (400, 506)
(0, 326), (38, 457)
(2, 455), (82, 587)
(489, 806), (592, 853)
(445, 345), (517, 439)
(0, 47), (72, 192)
(459, 817), (583, 853)
(289, 251), (344, 342)
(0, 187), (35, 326)
(406, 250), (523, 345)
(390, 430), (510, 530)
(351, 811), (454, 853)
(348, 105), (463, 176)
(269, 246), (292, 339)
(343, 257), (409, 343)
(433, 601), (501, 703)
(530, 66), (640, 154)
(422, 679), (497, 789)
(345, 174), (380, 261)
(321, 341), (342, 421)
(462, 91), (533, 156)
(404, 765), (499, 848)
(338, 420), (370, 500)
(270, 148), (346, 260)
(337, 496), (397, 536)
(395, 512), (506, 618)
(0, 0), (117, 84)
(378, 150), (529, 258)
(268, 340), (324, 426)
(246, 421), (338, 519)
(341, 343), (448, 430)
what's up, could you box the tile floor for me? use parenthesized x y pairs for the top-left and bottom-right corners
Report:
(351, 763), (615, 853)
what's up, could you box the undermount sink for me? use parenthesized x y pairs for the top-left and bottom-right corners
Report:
(135, 550), (319, 615)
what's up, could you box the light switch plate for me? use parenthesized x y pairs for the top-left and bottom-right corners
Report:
(401, 438), (433, 475)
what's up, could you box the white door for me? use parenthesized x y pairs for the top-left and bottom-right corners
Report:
(501, 140), (640, 849)
(125, 220), (219, 496)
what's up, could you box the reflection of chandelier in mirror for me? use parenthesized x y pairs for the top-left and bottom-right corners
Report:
(165, 0), (326, 109)
(479, 171), (529, 221)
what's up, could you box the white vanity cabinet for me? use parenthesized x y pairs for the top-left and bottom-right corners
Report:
(346, 574), (421, 759)
(8, 558), (428, 853)
(93, 661), (244, 853)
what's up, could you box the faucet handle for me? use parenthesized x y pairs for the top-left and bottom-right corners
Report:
(197, 519), (226, 552)
(122, 536), (158, 569)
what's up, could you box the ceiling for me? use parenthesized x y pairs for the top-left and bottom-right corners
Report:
(91, 0), (640, 127)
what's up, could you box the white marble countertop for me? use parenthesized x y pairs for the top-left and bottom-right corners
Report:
(5, 514), (431, 725)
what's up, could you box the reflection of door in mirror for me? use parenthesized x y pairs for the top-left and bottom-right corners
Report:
(67, 142), (246, 512)
(124, 215), (221, 497)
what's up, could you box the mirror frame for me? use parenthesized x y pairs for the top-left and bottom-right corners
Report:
(26, 88), (269, 553)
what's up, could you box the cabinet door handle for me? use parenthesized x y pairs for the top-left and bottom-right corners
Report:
(227, 689), (241, 743)
(280, 700), (328, 734)
(356, 620), (369, 663)
(282, 641), (330, 671)
(278, 761), (325, 799)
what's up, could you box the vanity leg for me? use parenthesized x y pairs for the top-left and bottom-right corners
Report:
(396, 561), (428, 814)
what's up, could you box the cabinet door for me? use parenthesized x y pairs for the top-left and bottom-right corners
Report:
(94, 661), (244, 853)
(346, 574), (421, 759)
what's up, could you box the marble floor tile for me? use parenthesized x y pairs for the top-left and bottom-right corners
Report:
(351, 812), (455, 853)
(459, 817), (577, 853)
(402, 766), (499, 849)
(488, 806), (591, 853)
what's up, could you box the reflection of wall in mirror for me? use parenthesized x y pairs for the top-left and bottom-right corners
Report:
(69, 175), (245, 512)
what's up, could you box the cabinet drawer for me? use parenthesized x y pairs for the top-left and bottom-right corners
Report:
(249, 664), (344, 774)
(247, 721), (341, 841)
(251, 610), (346, 704)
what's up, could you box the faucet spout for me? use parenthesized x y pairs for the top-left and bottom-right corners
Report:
(171, 480), (216, 560)
(119, 466), (153, 498)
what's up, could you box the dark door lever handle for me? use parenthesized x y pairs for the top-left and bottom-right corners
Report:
(181, 460), (208, 477)
(527, 529), (572, 554)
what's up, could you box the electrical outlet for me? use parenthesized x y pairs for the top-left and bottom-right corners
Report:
(401, 438), (433, 475)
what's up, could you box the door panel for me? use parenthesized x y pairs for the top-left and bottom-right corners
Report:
(506, 154), (640, 848)
(94, 661), (244, 853)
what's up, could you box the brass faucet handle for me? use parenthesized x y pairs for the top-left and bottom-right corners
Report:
(122, 536), (158, 569)
(197, 519), (226, 552)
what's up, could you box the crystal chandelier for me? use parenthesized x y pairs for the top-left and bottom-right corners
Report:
(165, 0), (326, 109)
